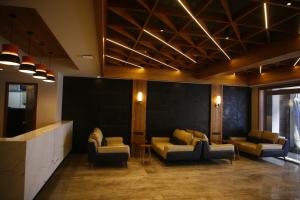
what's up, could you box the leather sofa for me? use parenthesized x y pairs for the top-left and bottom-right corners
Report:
(151, 129), (202, 162)
(230, 130), (289, 158)
(88, 128), (130, 166)
(186, 130), (235, 163)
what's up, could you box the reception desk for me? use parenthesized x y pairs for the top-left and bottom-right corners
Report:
(0, 121), (73, 200)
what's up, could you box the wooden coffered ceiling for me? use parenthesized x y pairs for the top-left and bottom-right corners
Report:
(91, 0), (300, 85)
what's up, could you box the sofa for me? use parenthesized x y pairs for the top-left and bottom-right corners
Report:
(151, 129), (203, 162)
(186, 130), (235, 163)
(230, 130), (289, 158)
(88, 128), (130, 167)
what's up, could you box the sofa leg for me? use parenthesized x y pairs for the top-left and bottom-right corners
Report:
(230, 159), (233, 165)
(124, 162), (128, 168)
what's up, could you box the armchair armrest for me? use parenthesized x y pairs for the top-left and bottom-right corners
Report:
(106, 137), (123, 143)
(164, 145), (194, 153)
(229, 137), (247, 142)
(97, 145), (130, 154)
(151, 137), (169, 143)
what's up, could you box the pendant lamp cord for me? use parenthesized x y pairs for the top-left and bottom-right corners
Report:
(9, 14), (16, 43)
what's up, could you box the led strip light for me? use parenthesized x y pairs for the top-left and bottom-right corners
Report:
(105, 55), (143, 69)
(177, 0), (231, 60)
(106, 38), (179, 71)
(293, 58), (300, 66)
(143, 29), (196, 63)
(263, 3), (268, 29)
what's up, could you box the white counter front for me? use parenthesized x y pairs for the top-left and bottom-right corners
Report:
(0, 121), (73, 200)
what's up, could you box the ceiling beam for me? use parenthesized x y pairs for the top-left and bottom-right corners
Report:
(196, 35), (300, 79)
(248, 66), (300, 86)
(94, 0), (107, 77)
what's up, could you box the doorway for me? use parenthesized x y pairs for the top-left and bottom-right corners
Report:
(263, 87), (300, 162)
(4, 83), (38, 137)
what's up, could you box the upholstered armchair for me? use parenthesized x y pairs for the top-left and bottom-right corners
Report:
(88, 128), (130, 167)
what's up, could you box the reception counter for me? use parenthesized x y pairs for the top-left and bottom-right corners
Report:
(0, 121), (73, 200)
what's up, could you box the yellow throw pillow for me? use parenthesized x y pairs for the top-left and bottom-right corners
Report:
(173, 129), (194, 145)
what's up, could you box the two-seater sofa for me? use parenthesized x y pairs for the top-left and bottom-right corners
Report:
(151, 129), (203, 162)
(152, 129), (234, 163)
(88, 128), (130, 166)
(230, 130), (289, 158)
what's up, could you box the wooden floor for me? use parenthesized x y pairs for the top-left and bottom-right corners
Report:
(36, 154), (300, 200)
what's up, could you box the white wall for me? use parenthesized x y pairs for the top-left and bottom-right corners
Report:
(0, 70), (63, 137)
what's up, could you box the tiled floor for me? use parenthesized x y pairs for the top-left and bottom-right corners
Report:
(36, 154), (300, 200)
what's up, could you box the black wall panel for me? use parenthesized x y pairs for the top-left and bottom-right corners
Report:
(62, 77), (132, 153)
(222, 86), (251, 139)
(146, 81), (210, 139)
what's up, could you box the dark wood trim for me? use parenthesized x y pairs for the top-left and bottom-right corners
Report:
(3, 82), (38, 137)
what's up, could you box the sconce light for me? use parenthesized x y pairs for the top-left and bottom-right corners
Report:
(137, 91), (143, 104)
(216, 95), (221, 108)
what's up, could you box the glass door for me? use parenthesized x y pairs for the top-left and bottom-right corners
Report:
(264, 89), (300, 162)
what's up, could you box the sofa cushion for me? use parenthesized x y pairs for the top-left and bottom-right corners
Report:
(247, 136), (260, 144)
(173, 129), (193, 145)
(164, 145), (194, 153)
(238, 141), (261, 156)
(152, 142), (173, 159)
(277, 136), (286, 145)
(258, 143), (282, 150)
(97, 145), (130, 154)
(170, 135), (186, 145)
(90, 131), (103, 147)
(261, 131), (278, 144)
(248, 130), (262, 138)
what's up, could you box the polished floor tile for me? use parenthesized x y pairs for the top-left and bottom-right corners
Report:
(36, 154), (300, 200)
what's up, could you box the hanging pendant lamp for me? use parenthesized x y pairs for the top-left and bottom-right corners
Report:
(19, 56), (36, 74)
(43, 70), (55, 82)
(0, 14), (20, 66)
(19, 32), (36, 74)
(43, 52), (55, 83)
(0, 44), (20, 66)
(33, 64), (47, 79)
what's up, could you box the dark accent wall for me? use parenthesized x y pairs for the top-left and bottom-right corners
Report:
(146, 81), (210, 139)
(62, 77), (132, 153)
(222, 86), (251, 139)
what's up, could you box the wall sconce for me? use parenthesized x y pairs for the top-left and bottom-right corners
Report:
(215, 95), (221, 108)
(137, 91), (143, 104)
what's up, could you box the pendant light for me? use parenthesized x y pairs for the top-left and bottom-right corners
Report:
(33, 43), (47, 79)
(33, 64), (47, 79)
(43, 52), (55, 83)
(19, 32), (36, 74)
(0, 14), (20, 66)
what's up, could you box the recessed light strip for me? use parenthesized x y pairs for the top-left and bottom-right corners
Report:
(259, 65), (262, 74)
(143, 29), (196, 63)
(106, 38), (179, 71)
(177, 0), (231, 60)
(105, 55), (143, 69)
(263, 3), (268, 29)
(293, 58), (300, 66)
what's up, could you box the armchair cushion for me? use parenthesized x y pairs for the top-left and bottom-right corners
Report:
(97, 145), (130, 154)
(106, 137), (124, 146)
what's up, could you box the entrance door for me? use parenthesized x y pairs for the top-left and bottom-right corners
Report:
(4, 83), (37, 137)
(264, 88), (300, 162)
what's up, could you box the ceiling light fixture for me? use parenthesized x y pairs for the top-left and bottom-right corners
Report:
(225, 37), (230, 40)
(33, 64), (47, 79)
(105, 55), (143, 69)
(106, 38), (179, 71)
(19, 32), (36, 74)
(294, 58), (300, 66)
(160, 29), (164, 32)
(144, 29), (196, 63)
(43, 70), (55, 82)
(263, 3), (268, 29)
(43, 52), (55, 83)
(287, 2), (292, 6)
(177, 0), (231, 60)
